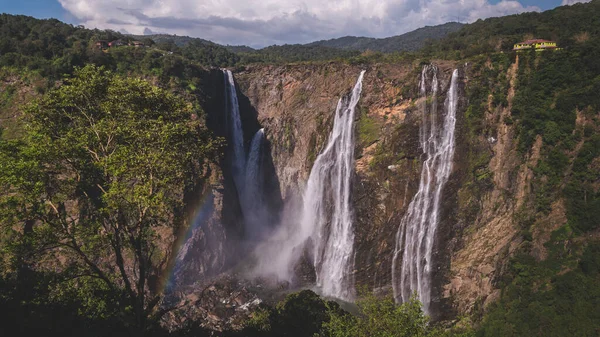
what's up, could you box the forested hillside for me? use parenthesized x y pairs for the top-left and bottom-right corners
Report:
(308, 22), (464, 52)
(0, 13), (239, 76)
(422, 0), (600, 57)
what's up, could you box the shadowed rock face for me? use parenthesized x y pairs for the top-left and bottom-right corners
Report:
(170, 69), (285, 291)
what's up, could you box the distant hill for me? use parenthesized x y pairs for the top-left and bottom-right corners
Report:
(422, 0), (600, 57)
(225, 45), (256, 53)
(236, 44), (360, 64)
(132, 34), (215, 47)
(136, 22), (463, 55)
(306, 22), (464, 53)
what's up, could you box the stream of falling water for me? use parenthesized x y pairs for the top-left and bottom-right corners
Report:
(392, 66), (459, 314)
(301, 70), (365, 300)
(223, 70), (269, 241)
(243, 128), (266, 240)
(223, 69), (246, 192)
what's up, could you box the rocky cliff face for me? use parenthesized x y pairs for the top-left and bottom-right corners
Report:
(177, 56), (566, 323)
(233, 62), (469, 318)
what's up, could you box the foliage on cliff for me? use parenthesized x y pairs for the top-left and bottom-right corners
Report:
(0, 65), (220, 335)
(466, 36), (600, 337)
(0, 14), (235, 140)
(230, 290), (473, 337)
(324, 293), (473, 337)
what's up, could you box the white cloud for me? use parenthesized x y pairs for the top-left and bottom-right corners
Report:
(58, 0), (541, 47)
(561, 0), (591, 5)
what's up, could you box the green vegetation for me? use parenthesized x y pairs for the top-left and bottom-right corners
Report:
(565, 134), (600, 233)
(479, 241), (600, 337)
(510, 39), (600, 220)
(422, 0), (600, 59)
(238, 290), (339, 337)
(324, 293), (473, 337)
(357, 108), (379, 148)
(0, 65), (220, 335)
(237, 44), (360, 64)
(232, 290), (473, 337)
(0, 13), (238, 85)
(308, 22), (464, 53)
(472, 7), (600, 335)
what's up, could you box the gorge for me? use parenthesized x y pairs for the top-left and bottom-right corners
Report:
(2, 3), (600, 335)
(171, 63), (468, 319)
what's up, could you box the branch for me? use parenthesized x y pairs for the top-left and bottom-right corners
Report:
(84, 146), (101, 162)
(109, 219), (137, 303)
(60, 241), (115, 291)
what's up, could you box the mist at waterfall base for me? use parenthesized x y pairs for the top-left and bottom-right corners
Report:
(164, 71), (271, 294)
(246, 71), (365, 301)
(242, 128), (268, 242)
(392, 66), (459, 314)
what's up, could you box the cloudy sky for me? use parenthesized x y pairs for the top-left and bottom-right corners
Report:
(0, 0), (593, 47)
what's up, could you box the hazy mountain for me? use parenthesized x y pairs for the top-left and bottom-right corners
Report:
(306, 22), (464, 53)
(135, 22), (463, 54)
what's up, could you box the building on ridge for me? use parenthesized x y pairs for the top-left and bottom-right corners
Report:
(513, 39), (558, 52)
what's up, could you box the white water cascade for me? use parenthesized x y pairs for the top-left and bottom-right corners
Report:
(243, 128), (266, 240)
(301, 70), (365, 300)
(392, 66), (459, 314)
(223, 69), (246, 191)
(224, 70), (269, 241)
(250, 71), (365, 300)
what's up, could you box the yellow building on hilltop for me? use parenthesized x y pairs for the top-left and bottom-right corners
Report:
(513, 39), (558, 52)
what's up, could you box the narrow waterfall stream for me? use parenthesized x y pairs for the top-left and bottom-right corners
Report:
(243, 128), (266, 240)
(250, 71), (366, 300)
(301, 70), (366, 300)
(223, 70), (268, 241)
(392, 66), (459, 314)
(223, 69), (246, 192)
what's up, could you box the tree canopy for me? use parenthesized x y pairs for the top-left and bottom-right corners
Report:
(0, 64), (220, 334)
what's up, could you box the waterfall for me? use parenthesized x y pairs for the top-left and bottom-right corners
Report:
(223, 70), (268, 241)
(250, 71), (365, 300)
(243, 128), (266, 240)
(392, 66), (459, 314)
(223, 69), (246, 191)
(301, 70), (365, 300)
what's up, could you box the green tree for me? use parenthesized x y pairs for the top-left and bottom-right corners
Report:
(241, 290), (341, 337)
(324, 294), (428, 337)
(0, 64), (219, 334)
(324, 293), (474, 337)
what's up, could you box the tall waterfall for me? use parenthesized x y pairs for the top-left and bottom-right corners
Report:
(223, 70), (269, 241)
(243, 128), (266, 240)
(392, 66), (459, 314)
(223, 69), (246, 190)
(301, 70), (365, 300)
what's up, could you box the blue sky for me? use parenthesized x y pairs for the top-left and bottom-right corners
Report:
(1, 0), (71, 22)
(0, 0), (589, 46)
(488, 0), (563, 10)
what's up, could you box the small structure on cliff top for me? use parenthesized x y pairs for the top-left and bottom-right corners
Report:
(109, 39), (127, 47)
(513, 39), (558, 52)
